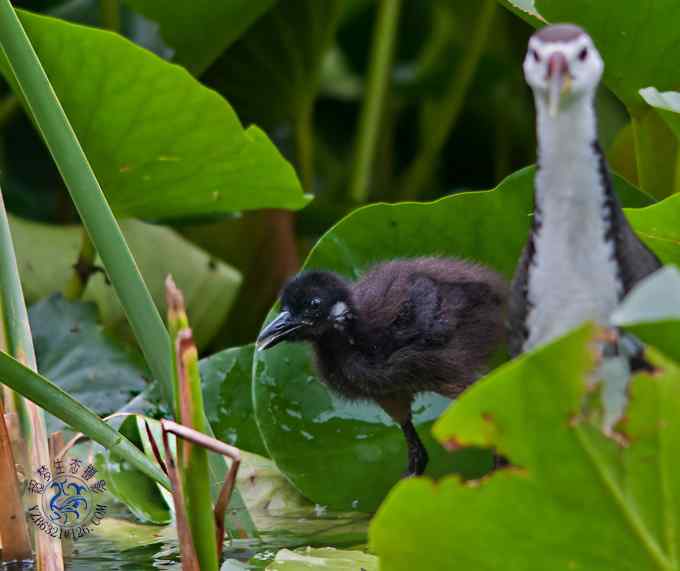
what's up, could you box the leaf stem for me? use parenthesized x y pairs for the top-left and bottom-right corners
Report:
(100, 0), (120, 33)
(397, 0), (496, 200)
(0, 188), (63, 569)
(174, 328), (219, 570)
(63, 227), (98, 300)
(575, 425), (672, 570)
(161, 422), (200, 571)
(165, 276), (256, 539)
(0, 349), (170, 488)
(0, 382), (31, 561)
(295, 103), (315, 193)
(349, 0), (402, 204)
(673, 146), (680, 195)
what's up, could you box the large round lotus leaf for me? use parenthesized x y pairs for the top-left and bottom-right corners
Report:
(200, 344), (269, 457)
(0, 10), (309, 220)
(370, 325), (680, 570)
(253, 167), (655, 511)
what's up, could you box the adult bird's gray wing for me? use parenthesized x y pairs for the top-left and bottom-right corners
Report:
(507, 244), (532, 357)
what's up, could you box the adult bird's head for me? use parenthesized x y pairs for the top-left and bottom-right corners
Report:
(256, 271), (354, 351)
(523, 24), (603, 117)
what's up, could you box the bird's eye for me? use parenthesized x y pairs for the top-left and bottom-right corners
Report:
(530, 49), (540, 62)
(578, 47), (588, 61)
(309, 298), (321, 309)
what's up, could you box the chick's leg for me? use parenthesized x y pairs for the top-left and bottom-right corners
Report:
(376, 394), (428, 477)
(400, 419), (428, 476)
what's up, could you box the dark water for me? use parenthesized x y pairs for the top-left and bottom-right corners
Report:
(67, 537), (180, 570)
(1, 508), (370, 570)
(0, 528), (182, 571)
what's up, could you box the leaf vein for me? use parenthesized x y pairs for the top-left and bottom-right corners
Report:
(574, 425), (671, 570)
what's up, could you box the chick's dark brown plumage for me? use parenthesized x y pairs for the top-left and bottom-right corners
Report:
(257, 257), (509, 476)
(313, 258), (508, 400)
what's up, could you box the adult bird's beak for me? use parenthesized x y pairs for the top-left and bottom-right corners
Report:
(256, 310), (304, 351)
(547, 52), (571, 118)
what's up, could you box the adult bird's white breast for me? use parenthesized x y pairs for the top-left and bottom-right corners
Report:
(524, 98), (622, 352)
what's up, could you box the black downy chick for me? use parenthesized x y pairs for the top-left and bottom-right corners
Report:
(256, 257), (509, 476)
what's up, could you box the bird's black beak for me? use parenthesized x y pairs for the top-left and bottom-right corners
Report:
(256, 310), (304, 351)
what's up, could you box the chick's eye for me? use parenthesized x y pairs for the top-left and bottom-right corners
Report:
(530, 49), (540, 62)
(309, 298), (321, 309)
(578, 47), (588, 61)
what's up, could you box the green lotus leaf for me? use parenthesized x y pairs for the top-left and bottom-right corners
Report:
(10, 215), (241, 349)
(204, 0), (343, 131)
(29, 295), (148, 433)
(371, 324), (680, 570)
(200, 344), (269, 457)
(266, 547), (378, 571)
(1, 10), (309, 220)
(640, 88), (680, 142)
(612, 265), (680, 362)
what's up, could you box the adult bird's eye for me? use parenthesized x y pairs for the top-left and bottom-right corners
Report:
(578, 47), (588, 61)
(309, 298), (321, 309)
(530, 49), (540, 62)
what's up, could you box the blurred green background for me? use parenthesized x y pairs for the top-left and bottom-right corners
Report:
(3, 0), (634, 354)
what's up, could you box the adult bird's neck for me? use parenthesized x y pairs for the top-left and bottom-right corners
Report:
(522, 91), (624, 351)
(534, 93), (601, 207)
